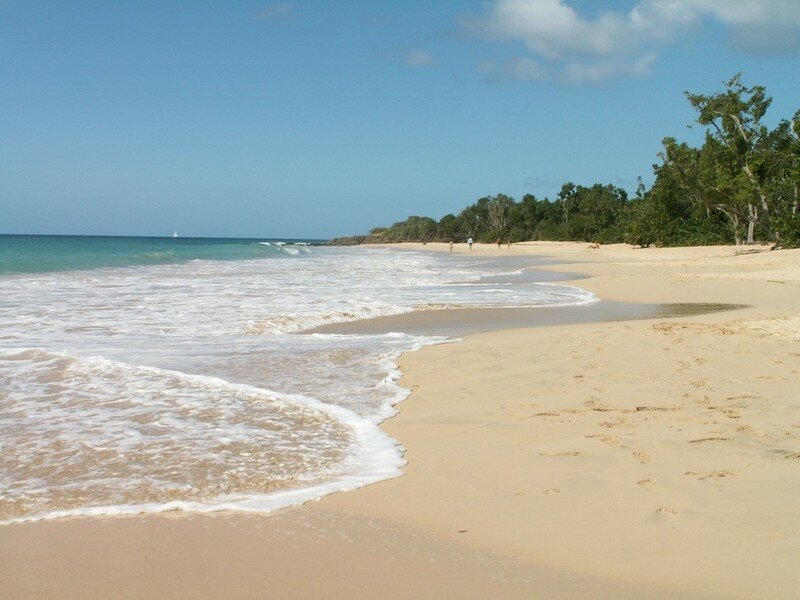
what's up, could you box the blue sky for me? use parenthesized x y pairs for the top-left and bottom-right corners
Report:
(2, 1), (799, 238)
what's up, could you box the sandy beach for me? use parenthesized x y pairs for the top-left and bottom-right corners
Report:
(3, 241), (799, 599)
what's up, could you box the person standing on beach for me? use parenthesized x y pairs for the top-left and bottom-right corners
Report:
(449, 241), (454, 253)
(467, 237), (473, 251)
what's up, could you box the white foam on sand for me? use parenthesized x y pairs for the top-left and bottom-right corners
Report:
(0, 246), (597, 523)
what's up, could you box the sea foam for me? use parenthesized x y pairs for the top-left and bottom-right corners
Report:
(0, 245), (596, 523)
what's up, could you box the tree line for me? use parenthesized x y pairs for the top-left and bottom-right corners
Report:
(334, 75), (798, 249)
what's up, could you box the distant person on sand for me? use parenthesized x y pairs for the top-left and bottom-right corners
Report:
(496, 238), (501, 248)
(449, 241), (453, 253)
(467, 237), (473, 252)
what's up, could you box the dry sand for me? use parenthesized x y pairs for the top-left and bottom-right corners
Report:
(3, 241), (799, 599)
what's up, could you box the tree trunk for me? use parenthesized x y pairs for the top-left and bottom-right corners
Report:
(727, 115), (777, 241)
(747, 204), (757, 244)
(742, 163), (778, 241)
(717, 206), (742, 245)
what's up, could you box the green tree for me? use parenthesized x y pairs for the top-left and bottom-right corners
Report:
(661, 136), (750, 245)
(686, 74), (779, 244)
(437, 213), (459, 241)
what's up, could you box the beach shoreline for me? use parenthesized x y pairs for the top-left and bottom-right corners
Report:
(3, 242), (799, 599)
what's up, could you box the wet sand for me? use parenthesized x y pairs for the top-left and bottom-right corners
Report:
(311, 300), (741, 337)
(1, 507), (670, 600)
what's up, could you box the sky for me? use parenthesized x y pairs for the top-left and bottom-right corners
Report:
(1, 0), (799, 239)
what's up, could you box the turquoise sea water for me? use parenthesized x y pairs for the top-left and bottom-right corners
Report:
(0, 234), (324, 274)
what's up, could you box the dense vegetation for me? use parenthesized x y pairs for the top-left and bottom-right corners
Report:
(340, 76), (799, 248)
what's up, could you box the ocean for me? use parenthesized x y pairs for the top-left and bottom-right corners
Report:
(0, 235), (597, 523)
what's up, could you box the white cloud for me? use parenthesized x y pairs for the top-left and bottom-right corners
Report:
(466, 0), (800, 84)
(405, 50), (437, 67)
(476, 0), (637, 60)
(564, 52), (656, 84)
(668, 0), (800, 27)
(254, 2), (294, 21)
(677, 0), (800, 54)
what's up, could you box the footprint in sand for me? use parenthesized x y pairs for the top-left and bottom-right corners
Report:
(529, 411), (560, 418)
(633, 450), (651, 464)
(651, 507), (679, 523)
(726, 394), (758, 401)
(540, 451), (581, 457)
(687, 393), (711, 406)
(721, 408), (742, 419)
(585, 434), (624, 448)
(544, 488), (561, 495)
(637, 478), (655, 491)
(599, 435), (622, 447)
(699, 471), (737, 480)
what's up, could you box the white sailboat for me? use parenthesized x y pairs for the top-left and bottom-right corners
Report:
(172, 231), (178, 238)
